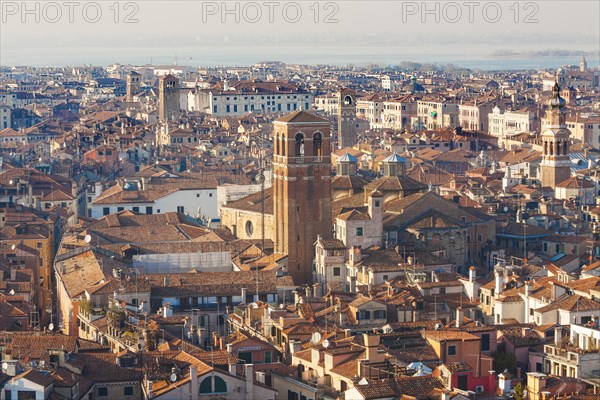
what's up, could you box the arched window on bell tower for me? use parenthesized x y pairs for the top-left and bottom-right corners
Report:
(295, 132), (305, 157)
(544, 141), (548, 156)
(274, 133), (279, 156)
(549, 141), (553, 156)
(313, 132), (323, 158)
(563, 140), (568, 155)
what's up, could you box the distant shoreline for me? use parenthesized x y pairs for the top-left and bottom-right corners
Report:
(488, 49), (600, 59)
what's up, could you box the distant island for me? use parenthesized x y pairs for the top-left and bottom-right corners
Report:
(489, 49), (598, 58)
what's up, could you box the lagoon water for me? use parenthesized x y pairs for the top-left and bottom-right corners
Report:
(1, 44), (598, 70)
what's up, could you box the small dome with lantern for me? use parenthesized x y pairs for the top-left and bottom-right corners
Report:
(547, 82), (566, 109)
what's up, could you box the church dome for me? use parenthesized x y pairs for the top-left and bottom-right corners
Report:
(547, 82), (566, 109)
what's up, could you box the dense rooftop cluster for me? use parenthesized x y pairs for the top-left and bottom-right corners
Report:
(1, 59), (600, 399)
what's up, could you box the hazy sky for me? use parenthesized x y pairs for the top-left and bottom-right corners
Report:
(1, 0), (599, 66)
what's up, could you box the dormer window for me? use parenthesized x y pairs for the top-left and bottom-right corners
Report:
(119, 356), (135, 367)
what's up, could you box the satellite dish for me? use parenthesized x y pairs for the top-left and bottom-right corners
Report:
(503, 206), (509, 213)
(84, 235), (92, 244)
(169, 373), (177, 383)
(310, 332), (322, 345)
(9, 289), (15, 296)
(279, 304), (285, 309)
(322, 339), (330, 349)
(434, 323), (442, 331)
(1, 362), (7, 370)
(48, 323), (54, 331)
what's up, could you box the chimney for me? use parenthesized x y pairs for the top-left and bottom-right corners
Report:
(469, 266), (476, 282)
(241, 287), (247, 304)
(550, 282), (557, 301)
(245, 364), (254, 400)
(293, 290), (300, 306)
(163, 275), (169, 287)
(162, 305), (173, 318)
(71, 180), (78, 198)
(228, 362), (237, 375)
(554, 327), (562, 346)
(10, 267), (17, 281)
(313, 283), (320, 298)
(494, 270), (503, 297)
(349, 246), (360, 266)
(541, 391), (552, 400)
(525, 280), (532, 297)
(456, 307), (464, 328)
(197, 327), (205, 345)
(349, 276), (356, 292)
(190, 365), (199, 400)
(365, 334), (383, 362)
(305, 286), (311, 298)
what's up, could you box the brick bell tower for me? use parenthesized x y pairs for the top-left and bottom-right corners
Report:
(273, 111), (333, 285)
(337, 88), (357, 149)
(540, 82), (571, 189)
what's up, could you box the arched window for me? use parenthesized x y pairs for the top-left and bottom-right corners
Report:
(274, 134), (279, 156)
(294, 132), (304, 157)
(544, 141), (548, 156)
(214, 376), (227, 393)
(563, 140), (568, 155)
(199, 376), (228, 394)
(199, 377), (212, 394)
(549, 141), (553, 156)
(245, 220), (254, 237)
(313, 132), (323, 157)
